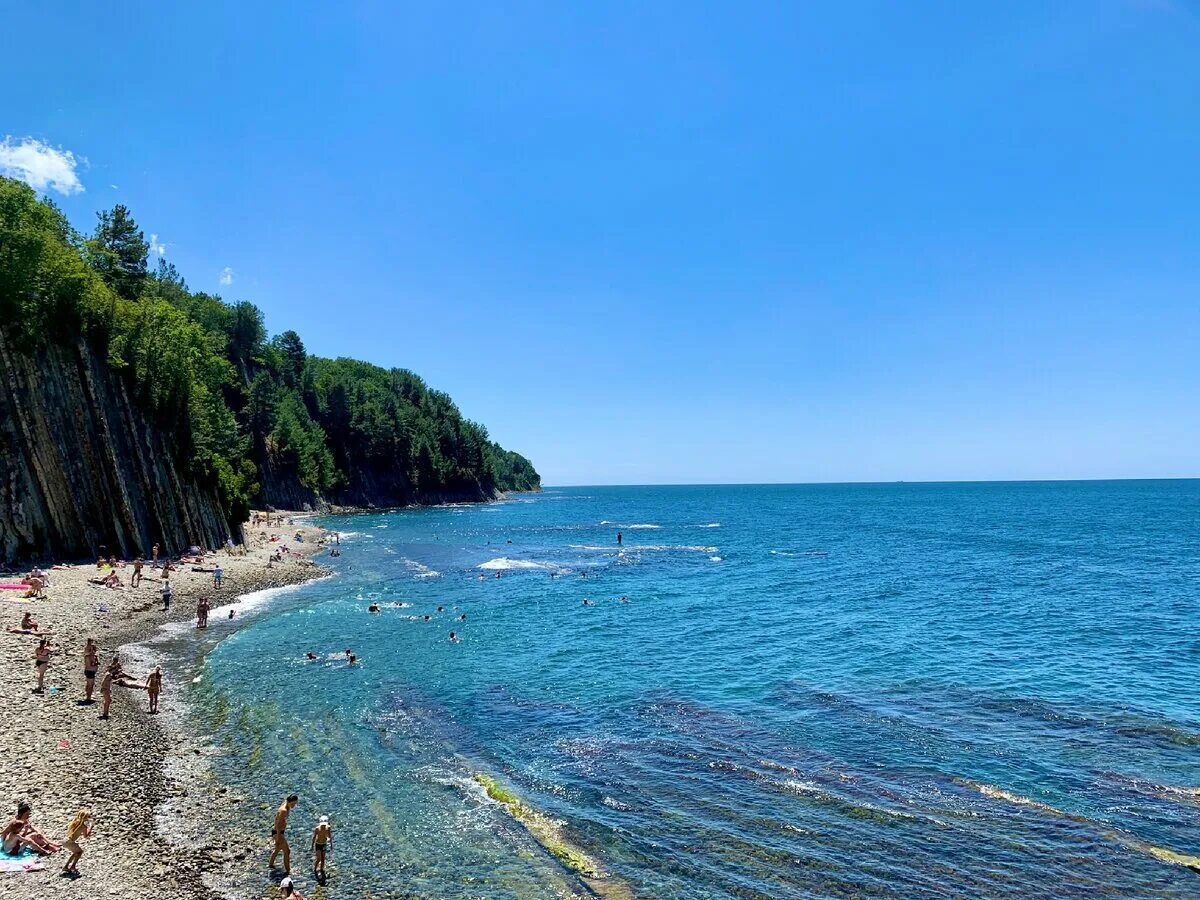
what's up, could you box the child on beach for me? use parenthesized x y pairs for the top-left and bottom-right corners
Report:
(60, 808), (93, 875)
(146, 666), (163, 713)
(161, 580), (172, 612)
(33, 637), (52, 692)
(279, 876), (305, 898)
(311, 815), (332, 878)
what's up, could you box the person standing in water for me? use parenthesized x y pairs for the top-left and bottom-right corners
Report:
(268, 794), (299, 874)
(83, 638), (99, 703)
(146, 666), (163, 713)
(197, 597), (209, 629)
(311, 815), (333, 879)
(617, 531), (623, 546)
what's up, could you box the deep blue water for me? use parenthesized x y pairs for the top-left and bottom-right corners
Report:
(189, 482), (1200, 897)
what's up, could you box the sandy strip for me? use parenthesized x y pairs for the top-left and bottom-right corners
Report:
(0, 513), (331, 899)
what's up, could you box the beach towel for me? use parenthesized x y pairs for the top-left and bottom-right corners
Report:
(0, 849), (45, 873)
(0, 584), (28, 590)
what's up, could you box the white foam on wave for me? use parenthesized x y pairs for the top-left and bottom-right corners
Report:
(477, 557), (552, 571)
(401, 558), (441, 579)
(375, 524), (389, 529)
(710, 556), (723, 562)
(335, 531), (362, 539)
(570, 543), (716, 553)
(599, 521), (661, 529)
(702, 523), (721, 528)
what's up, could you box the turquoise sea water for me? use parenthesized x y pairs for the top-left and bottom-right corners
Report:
(188, 482), (1200, 897)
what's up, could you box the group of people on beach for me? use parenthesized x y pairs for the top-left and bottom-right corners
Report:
(2, 801), (93, 876)
(268, 793), (333, 894)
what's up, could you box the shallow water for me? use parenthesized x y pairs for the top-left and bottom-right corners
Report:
(189, 482), (1200, 896)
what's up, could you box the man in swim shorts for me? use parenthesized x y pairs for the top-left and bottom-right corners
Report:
(83, 638), (99, 703)
(268, 794), (299, 874)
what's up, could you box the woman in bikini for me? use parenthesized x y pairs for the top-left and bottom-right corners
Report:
(33, 638), (52, 693)
(83, 639), (99, 703)
(146, 666), (163, 713)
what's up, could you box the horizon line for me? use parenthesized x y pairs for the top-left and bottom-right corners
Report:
(540, 476), (1199, 489)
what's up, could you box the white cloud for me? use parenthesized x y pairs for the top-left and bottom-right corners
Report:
(149, 233), (168, 257)
(219, 266), (235, 286)
(0, 136), (84, 195)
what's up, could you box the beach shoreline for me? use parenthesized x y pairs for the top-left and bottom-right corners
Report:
(0, 513), (332, 899)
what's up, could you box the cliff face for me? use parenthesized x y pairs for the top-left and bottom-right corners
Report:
(0, 329), (234, 564)
(255, 454), (497, 511)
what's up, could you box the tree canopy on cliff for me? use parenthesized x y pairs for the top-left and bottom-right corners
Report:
(0, 176), (540, 529)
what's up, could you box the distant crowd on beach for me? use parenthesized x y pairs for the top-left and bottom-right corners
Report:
(2, 512), (338, 890)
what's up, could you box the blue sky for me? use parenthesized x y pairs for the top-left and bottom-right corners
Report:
(3, 1), (1198, 485)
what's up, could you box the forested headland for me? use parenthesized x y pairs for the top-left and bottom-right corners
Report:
(0, 176), (539, 561)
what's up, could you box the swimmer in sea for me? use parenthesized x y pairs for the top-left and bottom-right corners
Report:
(449, 631), (459, 643)
(368, 603), (380, 613)
(582, 598), (592, 606)
(459, 613), (467, 622)
(436, 605), (443, 613)
(617, 531), (622, 546)
(348, 654), (358, 665)
(619, 596), (629, 603)
(423, 615), (431, 622)
(305, 652), (318, 661)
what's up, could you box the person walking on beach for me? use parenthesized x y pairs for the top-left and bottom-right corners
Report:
(197, 597), (209, 629)
(213, 563), (223, 588)
(98, 657), (135, 720)
(146, 666), (163, 714)
(83, 639), (99, 703)
(161, 579), (172, 612)
(311, 815), (332, 879)
(131, 557), (144, 587)
(60, 808), (93, 875)
(33, 637), (52, 693)
(268, 794), (298, 874)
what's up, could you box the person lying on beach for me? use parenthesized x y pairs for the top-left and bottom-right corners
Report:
(311, 815), (332, 878)
(279, 875), (306, 898)
(33, 637), (53, 692)
(2, 801), (60, 856)
(268, 795), (298, 874)
(146, 666), (163, 713)
(60, 808), (93, 875)
(83, 639), (99, 703)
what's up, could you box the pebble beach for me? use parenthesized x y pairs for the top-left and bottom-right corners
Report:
(0, 515), (330, 899)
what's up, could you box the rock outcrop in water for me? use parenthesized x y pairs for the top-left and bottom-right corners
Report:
(0, 328), (232, 563)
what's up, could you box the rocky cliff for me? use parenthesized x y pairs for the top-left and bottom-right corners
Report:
(0, 328), (234, 564)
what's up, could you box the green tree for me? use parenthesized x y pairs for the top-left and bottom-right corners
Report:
(87, 205), (148, 302)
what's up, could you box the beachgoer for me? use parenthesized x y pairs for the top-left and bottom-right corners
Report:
(161, 580), (172, 612)
(311, 815), (332, 878)
(368, 603), (379, 613)
(152, 543), (159, 567)
(2, 801), (60, 856)
(459, 613), (467, 622)
(279, 875), (306, 898)
(33, 637), (52, 692)
(214, 564), (223, 588)
(197, 597), (209, 629)
(60, 808), (93, 875)
(83, 639), (99, 703)
(582, 598), (592, 606)
(449, 631), (459, 643)
(228, 609), (236, 620)
(268, 794), (298, 874)
(147, 666), (163, 713)
(132, 557), (144, 587)
(422, 615), (431, 622)
(617, 531), (623, 546)
(436, 606), (444, 613)
(305, 652), (317, 661)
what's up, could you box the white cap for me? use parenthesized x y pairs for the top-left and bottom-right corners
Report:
(319, 815), (329, 824)
(280, 876), (294, 888)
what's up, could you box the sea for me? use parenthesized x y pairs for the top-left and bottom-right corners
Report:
(155, 482), (1200, 897)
